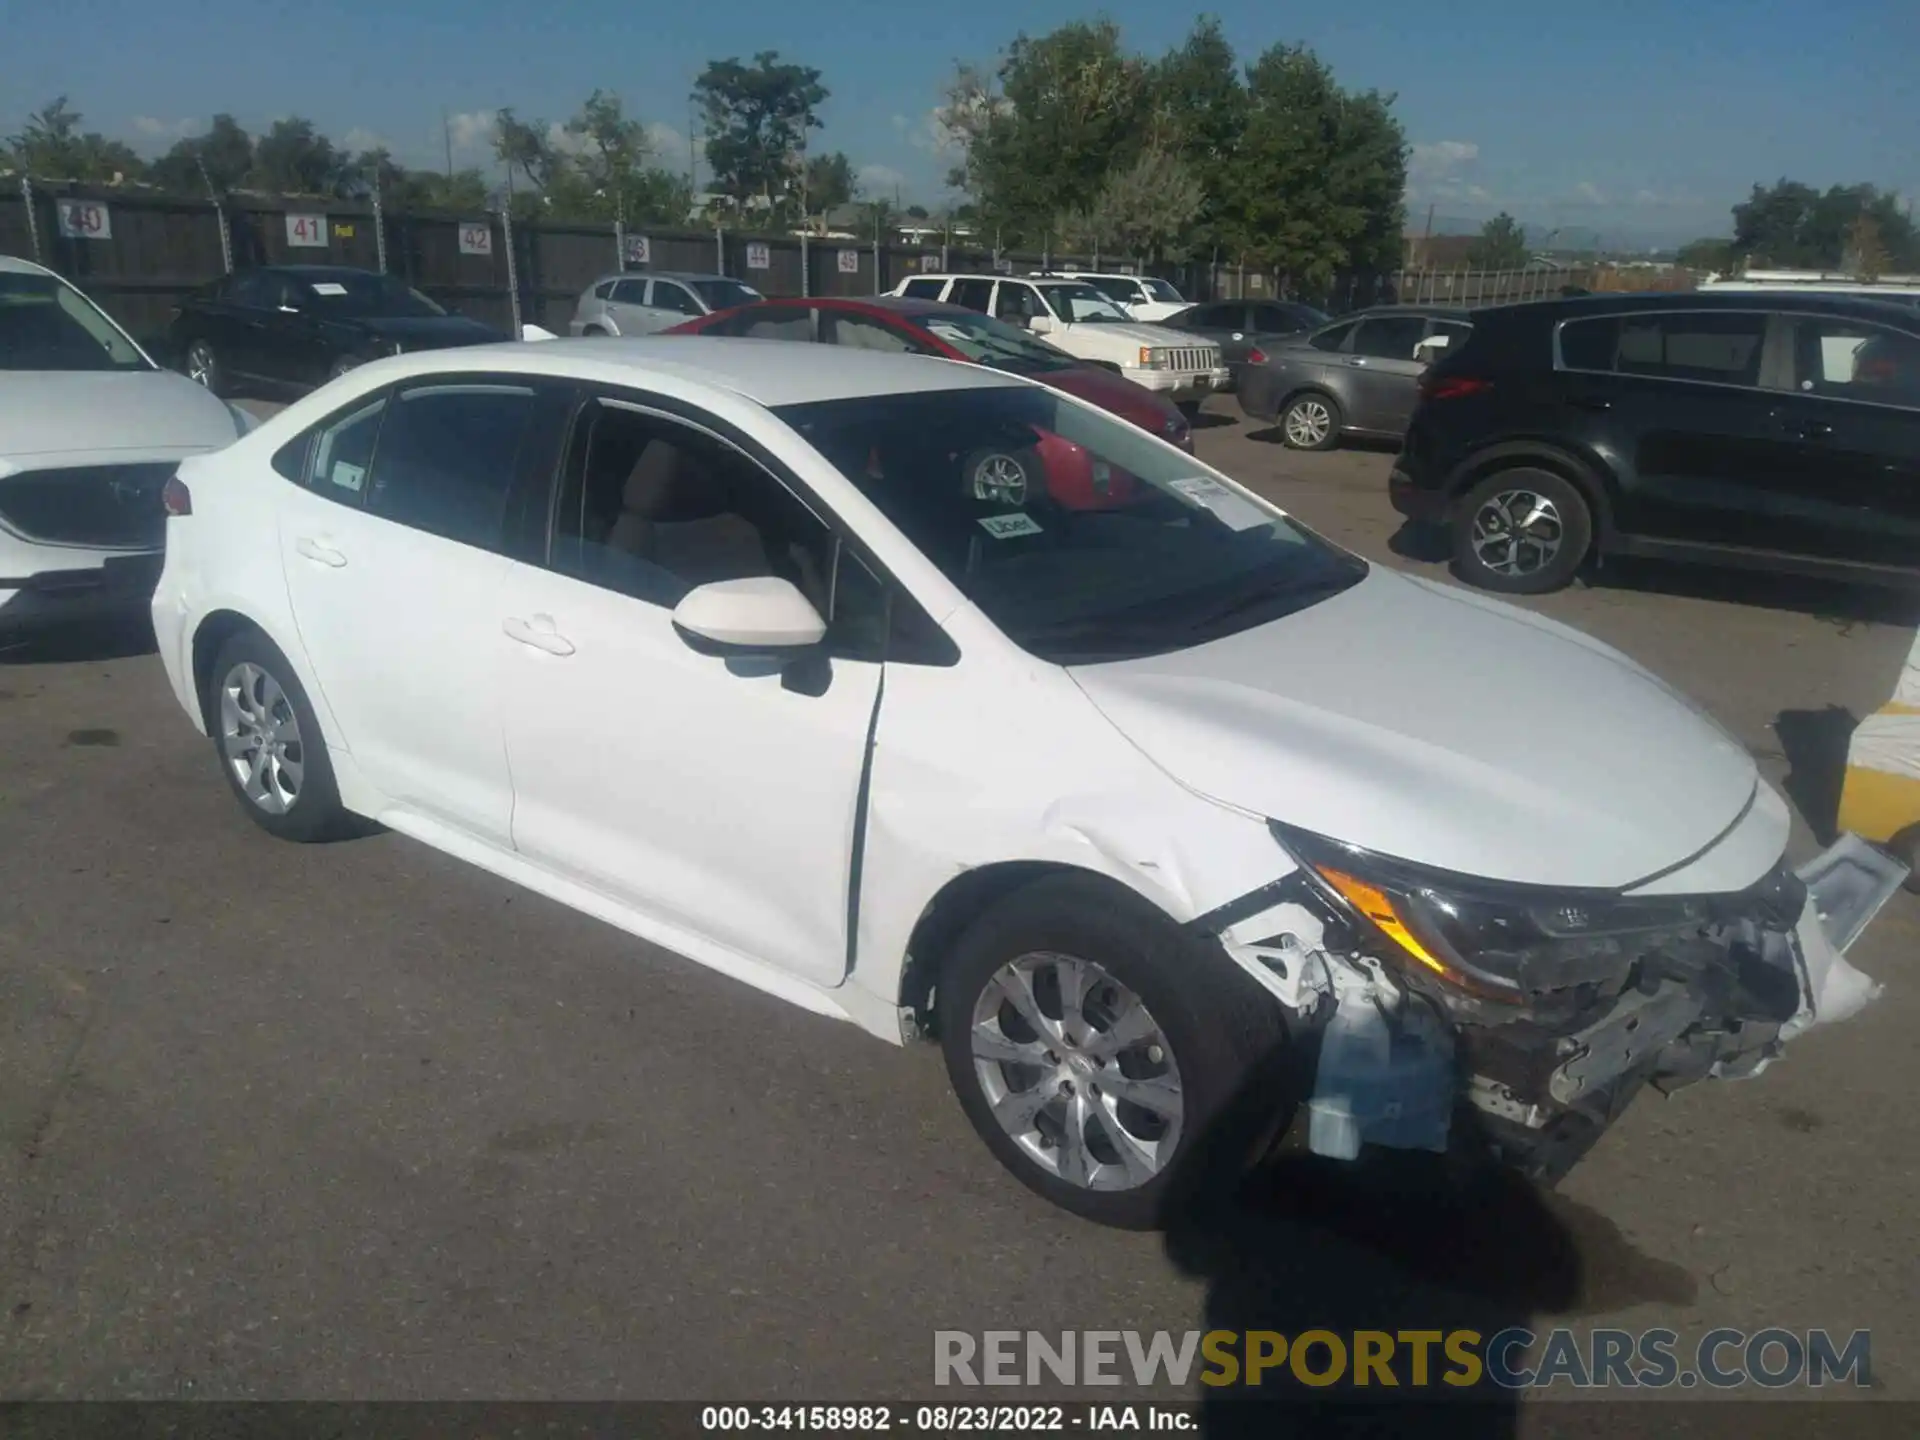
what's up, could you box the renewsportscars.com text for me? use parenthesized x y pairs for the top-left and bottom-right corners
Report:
(934, 1328), (1871, 1390)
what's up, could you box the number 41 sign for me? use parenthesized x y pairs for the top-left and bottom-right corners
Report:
(285, 214), (328, 248)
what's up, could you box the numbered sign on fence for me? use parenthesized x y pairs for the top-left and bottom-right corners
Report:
(286, 214), (328, 248)
(458, 221), (493, 257)
(836, 249), (859, 275)
(624, 234), (651, 266)
(56, 200), (112, 240)
(745, 241), (770, 271)
(921, 253), (941, 272)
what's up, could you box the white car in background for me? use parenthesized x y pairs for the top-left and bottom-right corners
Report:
(0, 256), (251, 638)
(151, 338), (1890, 1227)
(1040, 270), (1193, 323)
(892, 273), (1228, 409)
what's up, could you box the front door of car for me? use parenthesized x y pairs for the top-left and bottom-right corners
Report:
(217, 272), (275, 380)
(1766, 314), (1920, 566)
(276, 378), (563, 845)
(1338, 314), (1432, 431)
(493, 392), (886, 987)
(606, 278), (655, 335)
(646, 279), (707, 329)
(266, 274), (334, 388)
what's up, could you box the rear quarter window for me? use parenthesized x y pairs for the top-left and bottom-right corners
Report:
(901, 278), (944, 299)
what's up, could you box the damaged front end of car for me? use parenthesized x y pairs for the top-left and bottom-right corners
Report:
(1198, 821), (1900, 1184)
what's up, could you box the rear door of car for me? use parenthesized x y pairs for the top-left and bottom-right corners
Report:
(606, 278), (655, 334)
(648, 279), (707, 327)
(1554, 307), (1786, 550)
(1766, 311), (1920, 568)
(575, 280), (616, 333)
(1338, 314), (1432, 432)
(704, 304), (816, 341)
(216, 272), (277, 379)
(818, 310), (938, 355)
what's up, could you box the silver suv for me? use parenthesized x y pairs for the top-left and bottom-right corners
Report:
(569, 271), (765, 337)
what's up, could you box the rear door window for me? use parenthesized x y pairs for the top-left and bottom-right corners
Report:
(735, 306), (815, 341)
(821, 312), (926, 353)
(1791, 318), (1920, 408)
(1308, 321), (1357, 352)
(1614, 311), (1766, 387)
(610, 279), (649, 305)
(1352, 315), (1432, 360)
(364, 383), (539, 551)
(948, 278), (994, 312)
(900, 278), (945, 300)
(650, 281), (703, 317)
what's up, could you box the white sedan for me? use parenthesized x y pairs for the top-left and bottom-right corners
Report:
(151, 337), (1892, 1226)
(1, 256), (252, 638)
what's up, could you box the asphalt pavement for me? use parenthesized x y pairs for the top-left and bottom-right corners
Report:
(2, 397), (1916, 1421)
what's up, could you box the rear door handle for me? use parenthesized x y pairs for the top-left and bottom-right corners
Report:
(294, 537), (346, 568)
(502, 614), (576, 657)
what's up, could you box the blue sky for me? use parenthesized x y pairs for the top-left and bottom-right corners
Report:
(4, 0), (1912, 245)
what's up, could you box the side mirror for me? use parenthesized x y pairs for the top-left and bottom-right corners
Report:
(1027, 314), (1056, 335)
(670, 576), (825, 656)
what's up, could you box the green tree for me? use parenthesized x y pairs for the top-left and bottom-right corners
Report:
(693, 51), (827, 222)
(1226, 44), (1407, 288)
(804, 151), (858, 227)
(492, 107), (562, 195)
(1149, 17), (1246, 253)
(1468, 212), (1528, 270)
(1733, 179), (1919, 270)
(148, 114), (255, 195)
(250, 117), (343, 195)
(1675, 237), (1735, 272)
(564, 89), (652, 220)
(7, 96), (145, 182)
(1087, 145), (1203, 262)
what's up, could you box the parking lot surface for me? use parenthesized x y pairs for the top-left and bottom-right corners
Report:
(3, 396), (1917, 1415)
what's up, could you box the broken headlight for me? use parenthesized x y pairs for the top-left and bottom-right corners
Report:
(1269, 820), (1722, 1004)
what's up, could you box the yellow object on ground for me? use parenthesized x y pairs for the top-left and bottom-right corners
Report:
(1836, 631), (1920, 848)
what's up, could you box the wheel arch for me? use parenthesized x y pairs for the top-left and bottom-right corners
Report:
(1445, 440), (1619, 547)
(190, 608), (336, 745)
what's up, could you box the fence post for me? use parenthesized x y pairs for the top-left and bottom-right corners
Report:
(501, 206), (522, 338)
(372, 189), (387, 274)
(801, 228), (810, 298)
(715, 221), (726, 276)
(20, 175), (43, 264)
(614, 217), (626, 270)
(872, 212), (881, 290)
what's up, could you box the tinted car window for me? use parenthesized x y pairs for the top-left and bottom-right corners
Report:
(689, 278), (763, 311)
(225, 272), (275, 309)
(1558, 316), (1619, 371)
(1792, 318), (1920, 407)
(593, 281), (616, 300)
(912, 309), (1075, 373)
(611, 279), (649, 305)
(737, 307), (813, 341)
(949, 278), (995, 312)
(1182, 304), (1241, 330)
(1352, 316), (1432, 360)
(1615, 311), (1766, 386)
(1083, 277), (1145, 305)
(995, 284), (1046, 324)
(364, 384), (537, 550)
(304, 395), (386, 502)
(1427, 319), (1473, 354)
(824, 313), (922, 353)
(0, 272), (149, 372)
(901, 278), (945, 300)
(650, 281), (703, 317)
(1308, 321), (1356, 352)
(297, 272), (445, 317)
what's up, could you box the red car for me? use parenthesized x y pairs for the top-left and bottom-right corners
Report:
(664, 295), (1194, 454)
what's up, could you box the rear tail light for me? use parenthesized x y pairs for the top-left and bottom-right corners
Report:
(1247, 347), (1268, 364)
(1420, 375), (1493, 402)
(162, 475), (192, 516)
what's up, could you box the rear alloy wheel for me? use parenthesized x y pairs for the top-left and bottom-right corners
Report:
(1280, 393), (1341, 450)
(185, 341), (223, 396)
(1452, 466), (1593, 595)
(207, 629), (349, 843)
(962, 446), (1036, 506)
(940, 876), (1290, 1228)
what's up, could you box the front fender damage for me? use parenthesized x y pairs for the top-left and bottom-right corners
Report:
(1193, 836), (1896, 1184)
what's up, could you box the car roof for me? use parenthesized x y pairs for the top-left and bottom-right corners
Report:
(587, 270), (736, 286)
(262, 265), (383, 278)
(1344, 304), (1472, 321)
(0, 255), (58, 278)
(333, 335), (1022, 407)
(1478, 289), (1920, 328)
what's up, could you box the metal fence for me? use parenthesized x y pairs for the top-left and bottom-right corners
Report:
(2, 177), (1694, 350)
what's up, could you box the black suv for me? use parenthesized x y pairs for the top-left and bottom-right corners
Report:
(1391, 292), (1920, 593)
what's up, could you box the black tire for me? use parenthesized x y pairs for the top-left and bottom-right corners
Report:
(184, 339), (224, 397)
(583, 325), (611, 337)
(1450, 465), (1593, 595)
(205, 628), (349, 843)
(939, 876), (1291, 1228)
(1279, 391), (1342, 450)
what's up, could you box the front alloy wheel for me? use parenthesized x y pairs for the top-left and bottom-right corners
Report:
(1281, 394), (1340, 450)
(185, 341), (221, 394)
(970, 952), (1184, 1191)
(218, 661), (305, 814)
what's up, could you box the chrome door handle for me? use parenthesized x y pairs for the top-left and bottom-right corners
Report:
(1346, 357), (1369, 366)
(502, 615), (576, 656)
(294, 537), (346, 568)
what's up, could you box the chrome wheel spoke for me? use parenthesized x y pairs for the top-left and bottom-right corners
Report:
(1083, 997), (1157, 1059)
(1053, 956), (1093, 1040)
(1054, 1091), (1095, 1187)
(972, 1022), (1050, 1067)
(991, 1082), (1054, 1133)
(1088, 1097), (1162, 1186)
(1472, 489), (1561, 576)
(1099, 1070), (1183, 1119)
(991, 964), (1059, 1047)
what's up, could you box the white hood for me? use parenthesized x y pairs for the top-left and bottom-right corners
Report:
(0, 370), (239, 461)
(1067, 320), (1213, 352)
(1070, 567), (1761, 890)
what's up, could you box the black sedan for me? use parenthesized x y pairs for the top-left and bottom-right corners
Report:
(168, 266), (506, 397)
(1156, 299), (1332, 387)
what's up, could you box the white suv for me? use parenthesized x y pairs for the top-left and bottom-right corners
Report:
(1039, 271), (1193, 323)
(893, 274), (1228, 406)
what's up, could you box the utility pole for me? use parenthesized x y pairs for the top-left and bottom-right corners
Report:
(443, 109), (454, 181)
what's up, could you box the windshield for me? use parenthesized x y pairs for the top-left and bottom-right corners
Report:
(1142, 279), (1185, 303)
(914, 310), (1077, 373)
(692, 278), (763, 311)
(1038, 284), (1131, 324)
(0, 272), (151, 373)
(775, 386), (1366, 663)
(1083, 277), (1142, 305)
(303, 274), (446, 317)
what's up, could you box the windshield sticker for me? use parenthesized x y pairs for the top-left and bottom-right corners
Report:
(926, 320), (972, 345)
(310, 282), (348, 296)
(978, 512), (1043, 539)
(330, 461), (365, 493)
(1168, 475), (1269, 532)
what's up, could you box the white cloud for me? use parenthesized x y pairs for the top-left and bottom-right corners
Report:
(1410, 140), (1479, 177)
(1466, 184), (1492, 202)
(340, 127), (386, 154)
(1572, 181), (1608, 205)
(133, 115), (199, 141)
(645, 121), (703, 165)
(858, 163), (907, 195)
(445, 109), (496, 161)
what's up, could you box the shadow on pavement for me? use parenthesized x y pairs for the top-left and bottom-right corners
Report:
(1189, 411), (1238, 432)
(1586, 557), (1920, 630)
(1773, 706), (1860, 844)
(1157, 1045), (1695, 1437)
(0, 616), (158, 666)
(1387, 521), (1453, 564)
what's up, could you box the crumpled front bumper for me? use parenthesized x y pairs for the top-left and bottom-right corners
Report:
(1287, 834), (1899, 1180)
